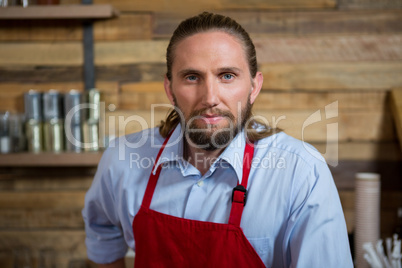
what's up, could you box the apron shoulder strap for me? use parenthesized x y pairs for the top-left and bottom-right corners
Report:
(228, 141), (255, 227)
(141, 130), (175, 209)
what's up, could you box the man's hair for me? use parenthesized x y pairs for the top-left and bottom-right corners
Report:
(159, 12), (281, 142)
(165, 12), (258, 80)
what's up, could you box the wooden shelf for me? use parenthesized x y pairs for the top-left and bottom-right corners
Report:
(0, 4), (119, 20)
(0, 152), (103, 167)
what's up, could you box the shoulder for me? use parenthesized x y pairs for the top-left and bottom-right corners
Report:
(255, 133), (336, 210)
(253, 132), (334, 195)
(255, 132), (326, 169)
(108, 127), (164, 152)
(112, 127), (164, 148)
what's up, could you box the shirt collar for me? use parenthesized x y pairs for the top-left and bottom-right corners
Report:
(152, 124), (247, 183)
(216, 129), (246, 184)
(152, 124), (184, 174)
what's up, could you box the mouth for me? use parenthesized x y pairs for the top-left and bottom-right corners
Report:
(199, 114), (225, 125)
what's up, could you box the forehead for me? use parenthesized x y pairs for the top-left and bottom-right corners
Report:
(172, 31), (249, 72)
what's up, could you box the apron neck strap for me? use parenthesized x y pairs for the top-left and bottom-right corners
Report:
(228, 141), (255, 227)
(142, 129), (175, 209)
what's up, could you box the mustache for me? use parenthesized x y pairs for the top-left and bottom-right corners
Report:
(188, 108), (235, 121)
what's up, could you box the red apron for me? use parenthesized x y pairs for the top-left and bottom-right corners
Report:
(132, 133), (266, 268)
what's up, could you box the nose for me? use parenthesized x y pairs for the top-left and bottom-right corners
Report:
(201, 79), (220, 108)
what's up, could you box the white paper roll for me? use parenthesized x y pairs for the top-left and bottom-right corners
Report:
(354, 172), (381, 268)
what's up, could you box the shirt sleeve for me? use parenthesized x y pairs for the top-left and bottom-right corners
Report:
(283, 160), (354, 267)
(82, 147), (128, 264)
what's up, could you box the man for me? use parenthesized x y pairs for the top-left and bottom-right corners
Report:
(82, 12), (353, 267)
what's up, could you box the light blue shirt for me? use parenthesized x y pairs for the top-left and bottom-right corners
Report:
(82, 124), (353, 267)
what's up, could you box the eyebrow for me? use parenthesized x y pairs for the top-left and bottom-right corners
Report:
(217, 67), (242, 74)
(177, 69), (203, 78)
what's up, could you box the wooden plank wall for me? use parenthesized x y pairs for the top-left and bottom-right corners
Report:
(1, 0), (402, 267)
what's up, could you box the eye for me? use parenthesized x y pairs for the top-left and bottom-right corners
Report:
(186, 75), (198, 81)
(222, 73), (234, 80)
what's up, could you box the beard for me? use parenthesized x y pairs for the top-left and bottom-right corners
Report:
(174, 95), (252, 151)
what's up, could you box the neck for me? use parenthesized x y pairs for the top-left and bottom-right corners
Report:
(183, 139), (226, 176)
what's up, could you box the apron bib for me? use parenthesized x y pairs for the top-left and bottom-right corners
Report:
(133, 133), (266, 267)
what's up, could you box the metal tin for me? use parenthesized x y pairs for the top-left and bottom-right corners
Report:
(64, 90), (83, 152)
(43, 90), (64, 152)
(86, 89), (100, 121)
(24, 90), (43, 153)
(43, 90), (63, 121)
(82, 89), (101, 151)
(9, 113), (26, 153)
(24, 90), (42, 121)
(0, 111), (10, 154)
(83, 120), (99, 152)
(44, 118), (64, 152)
(65, 124), (83, 152)
(25, 119), (42, 153)
(64, 90), (83, 124)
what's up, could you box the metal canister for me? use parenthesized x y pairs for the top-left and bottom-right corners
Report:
(9, 113), (26, 153)
(86, 88), (100, 121)
(64, 90), (83, 152)
(24, 90), (43, 153)
(43, 90), (64, 152)
(0, 111), (10, 154)
(83, 89), (100, 152)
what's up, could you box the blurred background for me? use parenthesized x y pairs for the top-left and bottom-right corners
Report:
(0, 0), (401, 267)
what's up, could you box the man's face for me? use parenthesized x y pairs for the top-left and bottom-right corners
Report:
(164, 31), (263, 150)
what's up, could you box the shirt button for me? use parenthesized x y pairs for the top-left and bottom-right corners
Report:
(197, 180), (204, 187)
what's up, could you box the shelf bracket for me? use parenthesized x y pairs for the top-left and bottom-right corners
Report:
(82, 0), (95, 90)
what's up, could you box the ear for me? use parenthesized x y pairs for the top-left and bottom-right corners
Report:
(164, 75), (175, 105)
(250, 71), (263, 105)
